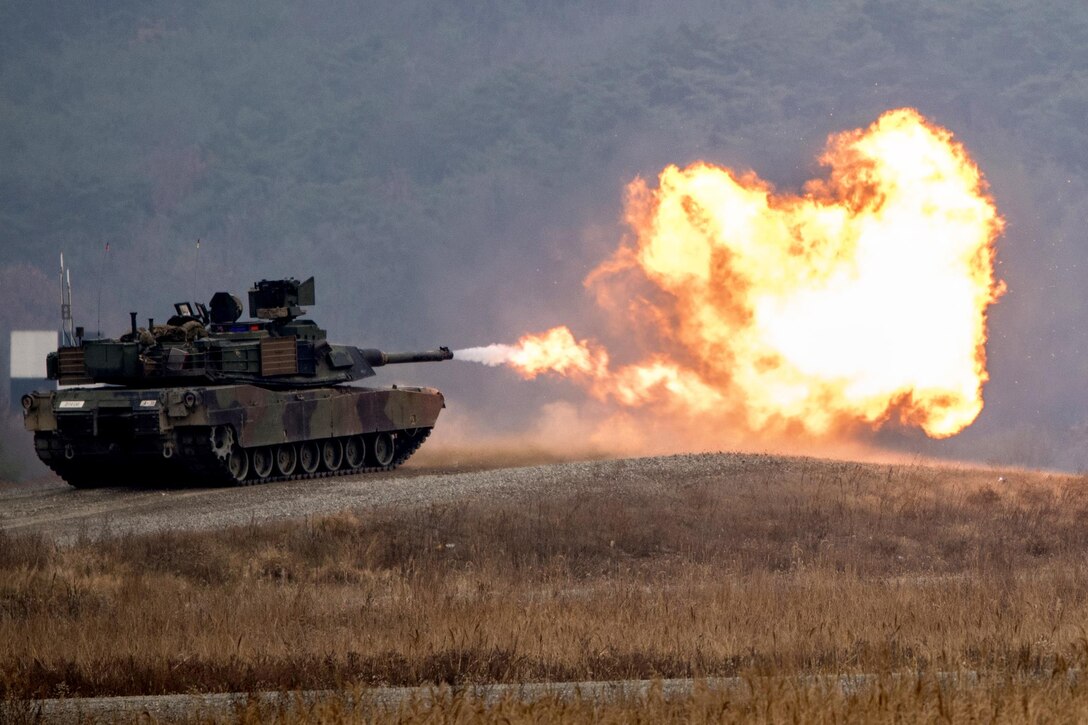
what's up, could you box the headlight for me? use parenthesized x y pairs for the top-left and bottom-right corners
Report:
(20, 395), (35, 412)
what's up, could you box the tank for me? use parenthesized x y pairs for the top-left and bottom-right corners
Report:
(21, 277), (454, 488)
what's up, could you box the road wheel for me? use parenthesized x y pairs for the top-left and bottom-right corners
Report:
(344, 436), (366, 468)
(371, 432), (395, 467)
(252, 447), (274, 480)
(275, 444), (297, 476)
(299, 441), (320, 474)
(227, 447), (249, 483)
(322, 439), (344, 471)
(211, 425), (234, 461)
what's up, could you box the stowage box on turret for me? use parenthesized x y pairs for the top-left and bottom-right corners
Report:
(21, 277), (453, 487)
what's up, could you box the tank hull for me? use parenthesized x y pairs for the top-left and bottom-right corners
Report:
(24, 384), (445, 488)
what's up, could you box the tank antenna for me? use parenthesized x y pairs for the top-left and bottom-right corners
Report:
(96, 241), (109, 339)
(60, 252), (75, 346)
(59, 252), (64, 342)
(193, 238), (202, 284)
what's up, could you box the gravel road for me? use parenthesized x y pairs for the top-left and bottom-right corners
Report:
(0, 451), (798, 544)
(21, 671), (1007, 723)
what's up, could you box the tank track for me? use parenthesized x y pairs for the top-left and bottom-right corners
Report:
(34, 428), (431, 489)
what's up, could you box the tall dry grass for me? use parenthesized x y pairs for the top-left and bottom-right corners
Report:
(2, 455), (1088, 700)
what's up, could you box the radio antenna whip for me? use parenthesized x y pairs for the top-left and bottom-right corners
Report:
(60, 253), (75, 346)
(194, 238), (202, 282)
(97, 241), (109, 339)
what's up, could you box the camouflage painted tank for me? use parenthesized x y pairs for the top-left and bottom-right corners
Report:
(21, 277), (453, 488)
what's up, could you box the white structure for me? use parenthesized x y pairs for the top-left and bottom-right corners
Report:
(9, 330), (57, 408)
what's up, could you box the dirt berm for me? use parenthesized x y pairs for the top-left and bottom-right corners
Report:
(1, 452), (832, 544)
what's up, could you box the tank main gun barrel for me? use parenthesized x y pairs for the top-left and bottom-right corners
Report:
(359, 347), (454, 367)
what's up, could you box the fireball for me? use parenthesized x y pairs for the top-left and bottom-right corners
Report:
(459, 108), (1004, 439)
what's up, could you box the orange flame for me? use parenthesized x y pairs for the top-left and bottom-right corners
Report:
(461, 108), (1005, 440)
(455, 327), (608, 379)
(508, 327), (609, 379)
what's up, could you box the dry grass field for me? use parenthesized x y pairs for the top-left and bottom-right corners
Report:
(3, 453), (1088, 721)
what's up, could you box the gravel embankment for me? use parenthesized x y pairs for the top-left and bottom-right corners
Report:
(0, 452), (801, 544)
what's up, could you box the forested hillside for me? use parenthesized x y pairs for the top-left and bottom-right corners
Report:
(3, 0), (1088, 470)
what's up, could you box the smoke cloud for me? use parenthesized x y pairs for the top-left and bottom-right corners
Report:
(454, 344), (518, 367)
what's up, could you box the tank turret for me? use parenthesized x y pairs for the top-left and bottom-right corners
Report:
(24, 277), (453, 488)
(45, 277), (453, 389)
